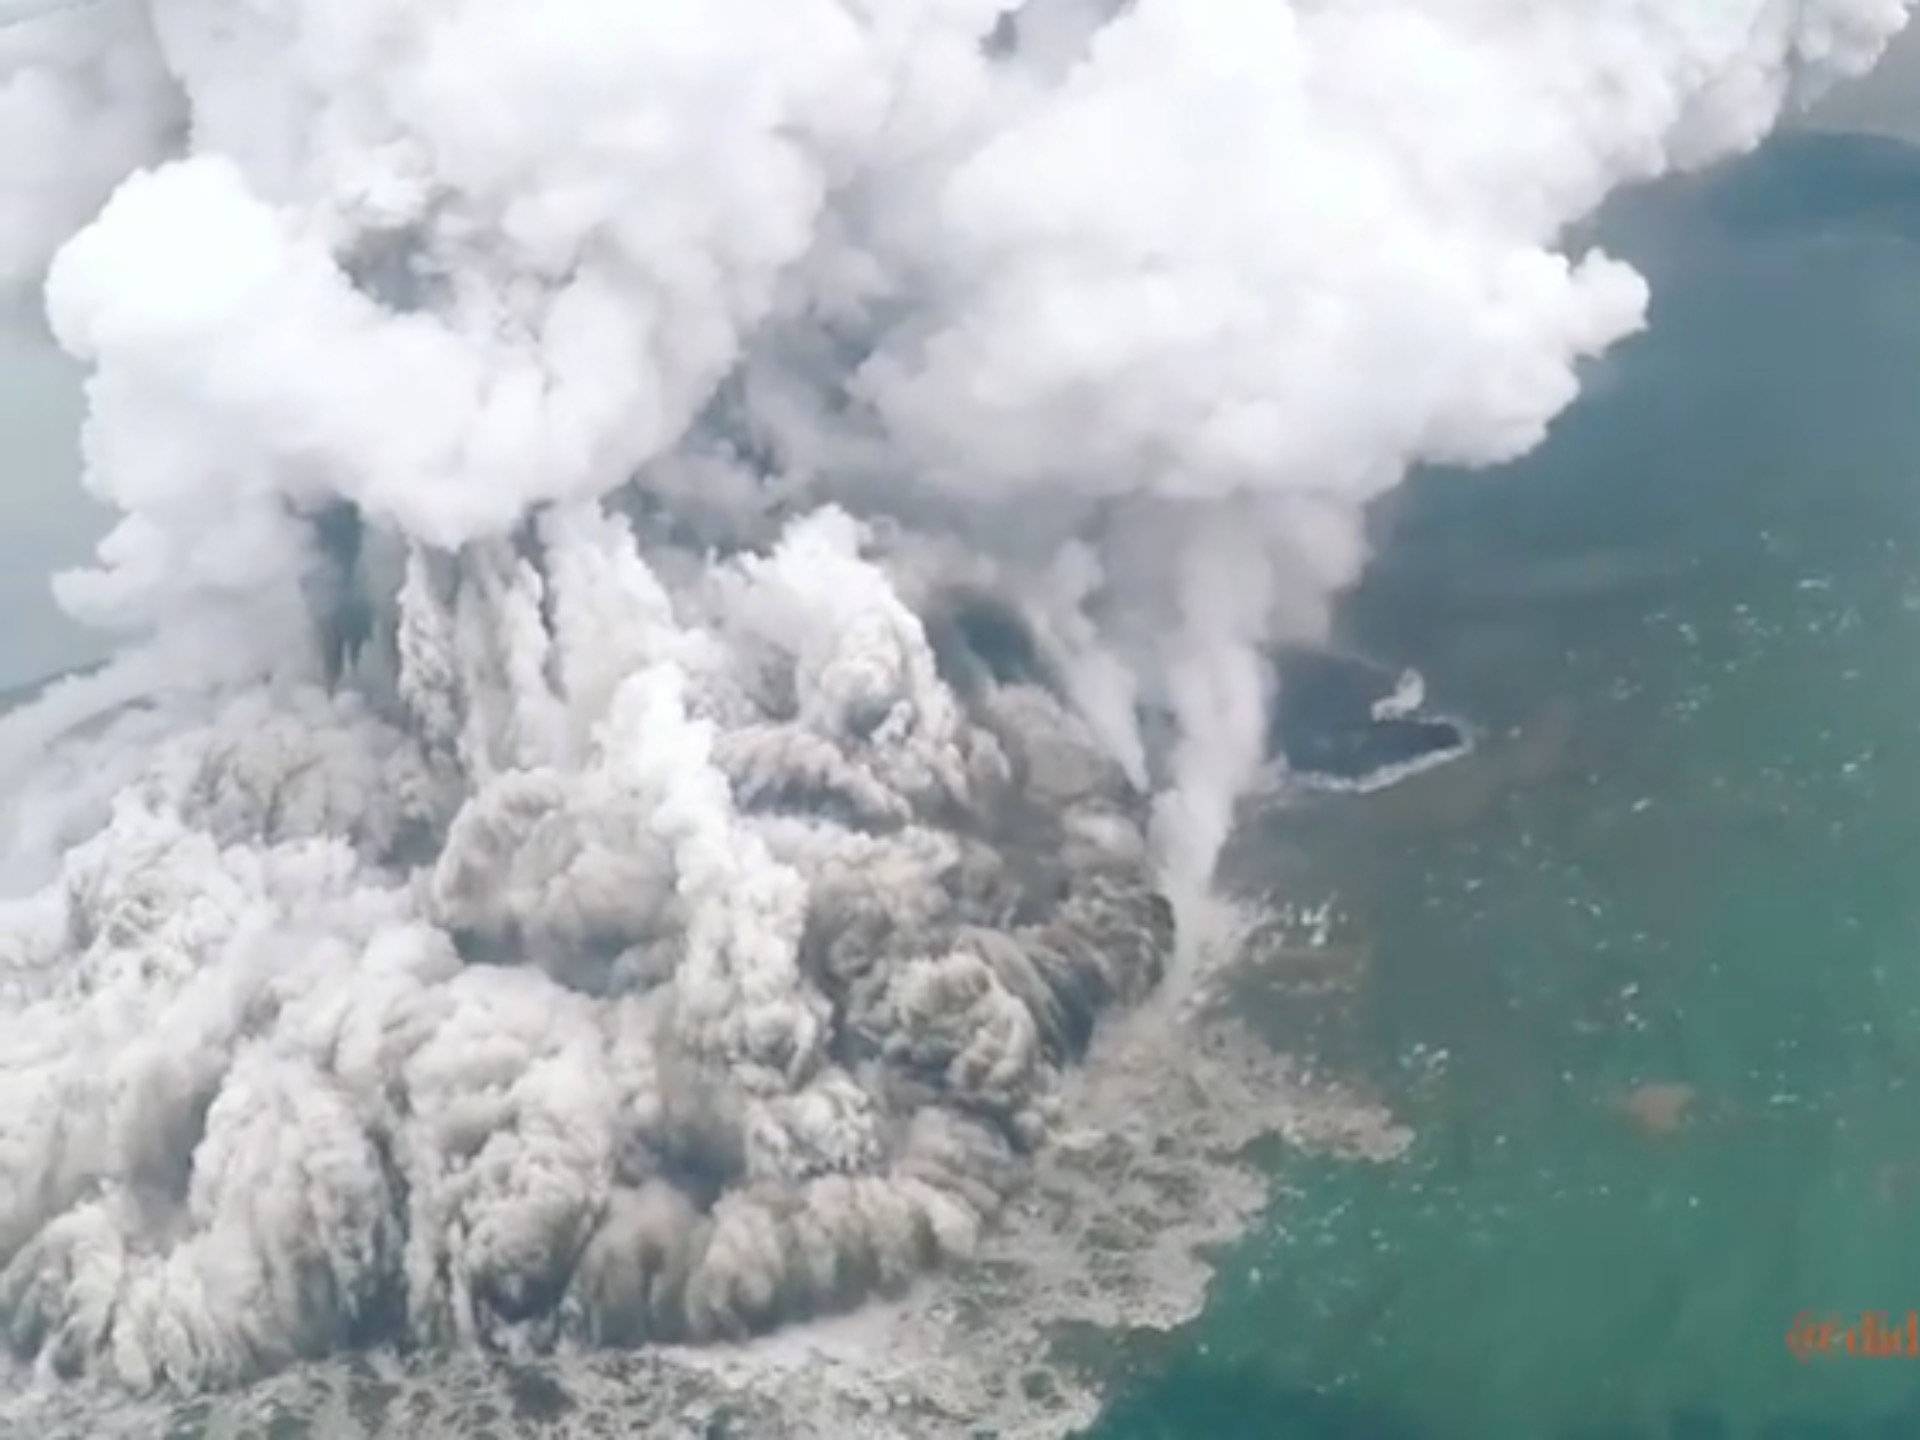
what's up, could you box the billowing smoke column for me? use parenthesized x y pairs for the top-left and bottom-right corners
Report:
(0, 0), (1908, 1396)
(1, 499), (1173, 1389)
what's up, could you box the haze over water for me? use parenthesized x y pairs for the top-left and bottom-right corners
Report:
(0, 317), (102, 694)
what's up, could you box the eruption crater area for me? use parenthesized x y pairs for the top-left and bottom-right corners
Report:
(0, 507), (1174, 1392)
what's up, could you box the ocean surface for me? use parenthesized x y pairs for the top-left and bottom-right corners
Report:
(1088, 130), (1920, 1440)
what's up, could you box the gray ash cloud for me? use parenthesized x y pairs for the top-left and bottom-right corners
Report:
(1, 507), (1171, 1388)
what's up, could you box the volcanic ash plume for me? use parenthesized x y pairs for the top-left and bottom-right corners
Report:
(0, 0), (1911, 1399)
(1, 502), (1170, 1390)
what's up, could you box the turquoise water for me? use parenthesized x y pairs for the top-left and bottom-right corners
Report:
(1088, 133), (1920, 1440)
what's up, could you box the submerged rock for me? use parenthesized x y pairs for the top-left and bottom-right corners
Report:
(1618, 1082), (1699, 1138)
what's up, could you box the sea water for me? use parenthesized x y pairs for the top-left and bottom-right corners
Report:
(1088, 131), (1920, 1440)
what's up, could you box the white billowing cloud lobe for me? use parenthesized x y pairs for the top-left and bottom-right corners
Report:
(0, 0), (1908, 1399)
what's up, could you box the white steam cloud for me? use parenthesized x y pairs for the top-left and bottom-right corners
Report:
(0, 0), (1909, 1402)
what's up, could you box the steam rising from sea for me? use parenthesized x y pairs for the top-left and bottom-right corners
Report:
(0, 0), (1910, 1432)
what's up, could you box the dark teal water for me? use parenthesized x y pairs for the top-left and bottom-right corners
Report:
(1087, 133), (1920, 1440)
